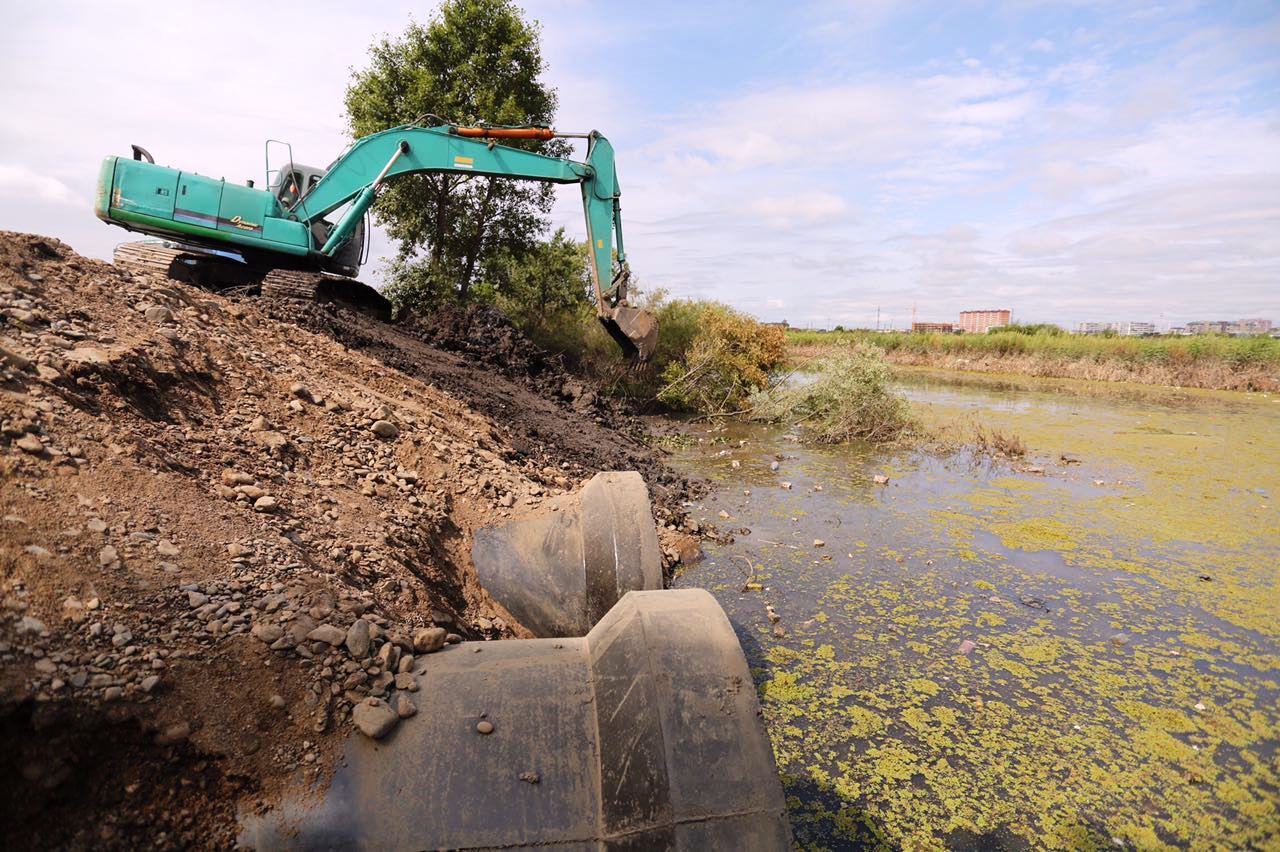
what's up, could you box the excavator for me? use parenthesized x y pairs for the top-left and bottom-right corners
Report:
(94, 119), (658, 361)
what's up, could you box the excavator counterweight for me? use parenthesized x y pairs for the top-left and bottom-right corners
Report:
(94, 121), (658, 361)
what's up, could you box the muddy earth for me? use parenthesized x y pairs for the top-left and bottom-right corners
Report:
(0, 232), (703, 848)
(670, 370), (1279, 850)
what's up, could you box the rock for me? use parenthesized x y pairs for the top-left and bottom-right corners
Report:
(254, 431), (290, 452)
(392, 693), (417, 719)
(34, 658), (57, 675)
(345, 619), (372, 658)
(397, 654), (414, 674)
(717, 510), (730, 519)
(187, 591), (209, 608)
(352, 697), (398, 739)
(412, 626), (447, 654)
(221, 469), (254, 487)
(251, 622), (283, 644)
(156, 539), (180, 557)
(141, 675), (161, 693)
(18, 616), (47, 635)
(780, 481), (793, 490)
(24, 545), (51, 559)
(270, 694), (286, 710)
(957, 639), (977, 655)
(873, 475), (890, 485)
(227, 542), (249, 558)
(394, 672), (418, 692)
(476, 720), (495, 735)
(144, 305), (174, 324)
(813, 539), (825, 547)
(15, 434), (44, 454)
(769, 461), (780, 472)
(155, 722), (191, 746)
(65, 347), (108, 364)
(370, 420), (400, 440)
(377, 642), (400, 671)
(253, 496), (278, 513)
(519, 771), (541, 784)
(289, 382), (313, 402)
(98, 545), (119, 567)
(307, 624), (346, 646)
(0, 344), (33, 371)
(86, 518), (107, 533)
(103, 686), (123, 701)
(1109, 632), (1131, 646)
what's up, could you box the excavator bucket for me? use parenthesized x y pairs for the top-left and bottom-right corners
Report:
(600, 305), (659, 364)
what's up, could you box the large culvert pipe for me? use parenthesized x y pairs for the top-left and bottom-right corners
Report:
(471, 471), (663, 637)
(242, 588), (791, 850)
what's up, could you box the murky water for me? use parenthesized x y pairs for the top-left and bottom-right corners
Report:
(666, 370), (1280, 851)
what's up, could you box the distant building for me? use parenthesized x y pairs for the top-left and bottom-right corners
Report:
(958, 309), (1011, 334)
(1230, 318), (1272, 335)
(1119, 321), (1156, 336)
(1187, 319), (1273, 336)
(1077, 321), (1156, 336)
(912, 322), (954, 333)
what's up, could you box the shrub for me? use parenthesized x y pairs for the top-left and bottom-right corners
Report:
(751, 343), (916, 443)
(656, 304), (786, 412)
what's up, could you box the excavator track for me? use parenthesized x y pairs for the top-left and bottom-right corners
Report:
(261, 268), (393, 321)
(113, 241), (392, 321)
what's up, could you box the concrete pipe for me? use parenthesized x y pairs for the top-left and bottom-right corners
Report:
(471, 471), (663, 637)
(241, 588), (791, 850)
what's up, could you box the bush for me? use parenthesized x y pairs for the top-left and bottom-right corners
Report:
(751, 343), (915, 443)
(655, 304), (786, 412)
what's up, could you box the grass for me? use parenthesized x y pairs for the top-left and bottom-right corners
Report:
(787, 329), (1280, 391)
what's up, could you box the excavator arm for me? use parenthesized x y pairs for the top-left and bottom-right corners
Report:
(291, 123), (656, 361)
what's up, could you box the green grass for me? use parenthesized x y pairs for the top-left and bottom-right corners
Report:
(787, 329), (1280, 369)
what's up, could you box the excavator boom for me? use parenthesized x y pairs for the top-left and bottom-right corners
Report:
(95, 121), (658, 362)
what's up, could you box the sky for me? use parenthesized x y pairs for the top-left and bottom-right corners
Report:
(1, 0), (1277, 329)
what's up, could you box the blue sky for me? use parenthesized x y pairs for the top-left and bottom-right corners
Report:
(1, 0), (1277, 328)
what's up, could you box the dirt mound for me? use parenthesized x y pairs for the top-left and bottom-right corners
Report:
(273, 297), (694, 516)
(0, 231), (698, 848)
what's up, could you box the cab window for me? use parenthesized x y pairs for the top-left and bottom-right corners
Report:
(277, 170), (303, 207)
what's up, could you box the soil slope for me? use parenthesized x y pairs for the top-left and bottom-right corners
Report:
(0, 232), (698, 848)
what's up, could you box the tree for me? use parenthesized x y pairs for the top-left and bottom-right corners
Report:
(345, 0), (568, 310)
(491, 227), (591, 329)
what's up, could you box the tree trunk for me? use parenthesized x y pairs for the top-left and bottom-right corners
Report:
(429, 175), (448, 266)
(459, 178), (498, 300)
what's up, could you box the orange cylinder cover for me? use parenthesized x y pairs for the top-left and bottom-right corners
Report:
(455, 127), (556, 140)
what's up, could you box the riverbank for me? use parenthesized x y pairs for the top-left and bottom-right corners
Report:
(0, 232), (701, 847)
(788, 329), (1280, 392)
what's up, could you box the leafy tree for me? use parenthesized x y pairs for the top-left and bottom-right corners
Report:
(345, 0), (568, 310)
(492, 227), (591, 329)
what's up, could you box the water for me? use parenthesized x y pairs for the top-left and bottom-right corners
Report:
(666, 371), (1280, 851)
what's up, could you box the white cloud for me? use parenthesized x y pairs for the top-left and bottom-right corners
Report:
(0, 164), (84, 206)
(746, 192), (850, 228)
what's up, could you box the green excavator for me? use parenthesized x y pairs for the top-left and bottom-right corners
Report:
(94, 119), (658, 361)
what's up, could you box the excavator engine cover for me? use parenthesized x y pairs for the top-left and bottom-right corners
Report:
(240, 589), (792, 850)
(472, 471), (662, 637)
